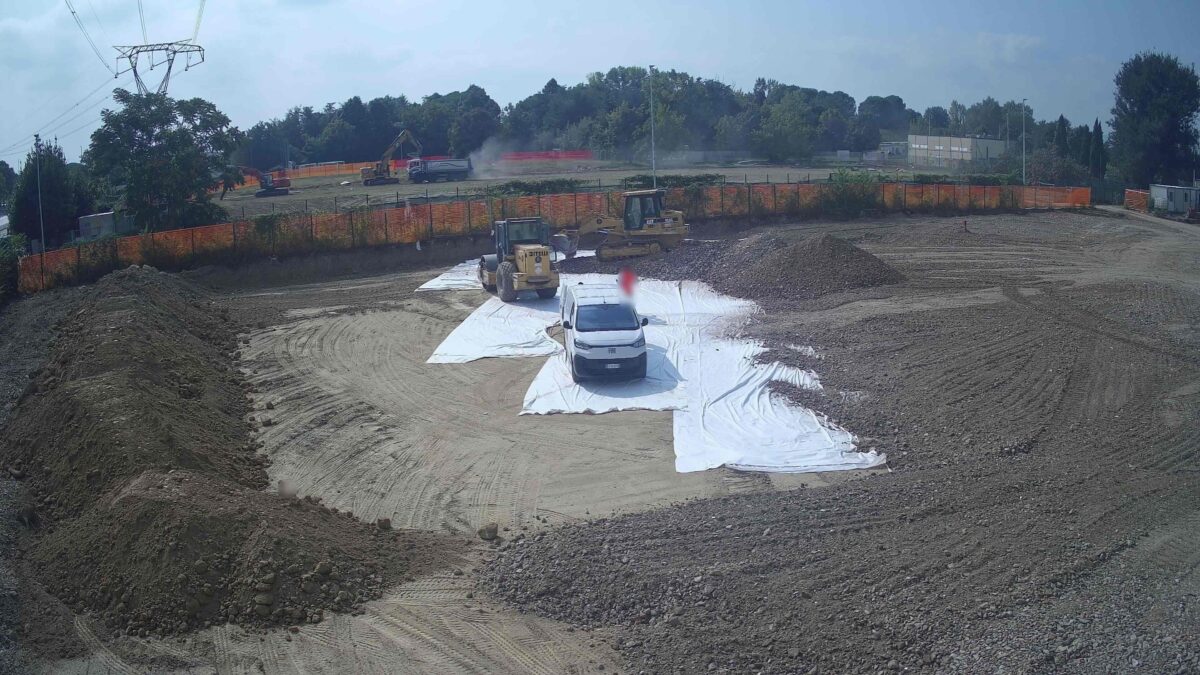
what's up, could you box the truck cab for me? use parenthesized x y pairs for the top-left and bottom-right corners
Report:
(560, 284), (649, 382)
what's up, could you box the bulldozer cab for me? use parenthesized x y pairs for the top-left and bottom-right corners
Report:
(495, 218), (551, 256)
(623, 190), (665, 231)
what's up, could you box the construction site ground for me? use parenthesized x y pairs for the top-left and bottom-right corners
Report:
(1, 207), (1197, 673)
(219, 163), (862, 218)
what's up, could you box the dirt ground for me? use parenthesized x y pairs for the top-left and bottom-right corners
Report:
(486, 208), (1200, 673)
(2, 207), (1197, 673)
(220, 163), (856, 218)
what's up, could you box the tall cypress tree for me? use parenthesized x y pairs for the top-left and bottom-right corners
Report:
(1053, 115), (1071, 156)
(1089, 119), (1106, 180)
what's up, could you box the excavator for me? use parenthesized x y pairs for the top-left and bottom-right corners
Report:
(552, 189), (688, 261)
(236, 166), (291, 198)
(361, 129), (422, 186)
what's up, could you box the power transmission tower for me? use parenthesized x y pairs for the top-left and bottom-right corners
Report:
(114, 42), (205, 95)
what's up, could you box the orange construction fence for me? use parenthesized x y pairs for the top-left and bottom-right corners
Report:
(18, 183), (1090, 293)
(1124, 189), (1149, 212)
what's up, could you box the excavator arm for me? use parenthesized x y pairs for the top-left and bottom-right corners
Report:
(379, 129), (423, 169)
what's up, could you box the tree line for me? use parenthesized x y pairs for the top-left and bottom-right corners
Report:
(1, 52), (1196, 252)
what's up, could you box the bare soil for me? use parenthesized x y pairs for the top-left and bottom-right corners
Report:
(485, 209), (1200, 673)
(3, 208), (1197, 674)
(0, 267), (459, 655)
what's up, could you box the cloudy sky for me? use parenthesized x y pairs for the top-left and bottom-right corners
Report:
(2, 0), (1197, 163)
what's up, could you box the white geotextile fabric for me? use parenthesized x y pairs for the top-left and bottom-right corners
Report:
(417, 250), (594, 291)
(426, 295), (562, 363)
(425, 270), (886, 474)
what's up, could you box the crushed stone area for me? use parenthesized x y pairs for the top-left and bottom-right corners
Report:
(485, 211), (1200, 674)
(0, 267), (460, 654)
(559, 231), (904, 310)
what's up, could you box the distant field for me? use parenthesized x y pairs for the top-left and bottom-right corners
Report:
(219, 163), (913, 219)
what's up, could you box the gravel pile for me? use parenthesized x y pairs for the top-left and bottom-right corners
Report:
(559, 232), (903, 308)
(0, 266), (456, 639)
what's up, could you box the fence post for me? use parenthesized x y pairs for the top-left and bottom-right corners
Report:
(334, 195), (338, 212)
(772, 183), (777, 213)
(76, 246), (82, 282)
(310, 213), (315, 245)
(720, 185), (724, 214)
(384, 209), (389, 243)
(573, 192), (578, 226)
(190, 228), (196, 261)
(466, 199), (471, 234)
(231, 221), (237, 254)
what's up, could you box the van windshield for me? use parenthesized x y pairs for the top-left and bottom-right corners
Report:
(575, 304), (639, 332)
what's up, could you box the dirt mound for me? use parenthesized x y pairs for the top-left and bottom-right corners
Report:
(559, 232), (903, 307)
(31, 469), (440, 637)
(712, 233), (904, 305)
(0, 266), (456, 637)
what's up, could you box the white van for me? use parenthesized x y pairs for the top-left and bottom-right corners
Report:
(560, 283), (649, 382)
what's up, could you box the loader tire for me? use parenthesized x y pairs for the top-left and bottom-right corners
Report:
(497, 261), (517, 302)
(536, 286), (558, 299)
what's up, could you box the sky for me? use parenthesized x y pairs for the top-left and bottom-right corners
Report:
(1, 0), (1198, 163)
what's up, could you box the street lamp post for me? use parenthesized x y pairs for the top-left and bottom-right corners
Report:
(648, 65), (657, 189)
(1021, 98), (1027, 186)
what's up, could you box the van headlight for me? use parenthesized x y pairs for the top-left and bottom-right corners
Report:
(630, 336), (645, 348)
(573, 339), (592, 350)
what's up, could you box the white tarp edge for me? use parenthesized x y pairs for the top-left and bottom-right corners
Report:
(426, 295), (562, 363)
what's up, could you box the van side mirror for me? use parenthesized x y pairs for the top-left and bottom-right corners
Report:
(641, 317), (649, 326)
(562, 320), (572, 330)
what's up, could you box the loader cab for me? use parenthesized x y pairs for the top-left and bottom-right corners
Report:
(623, 190), (665, 231)
(494, 217), (550, 256)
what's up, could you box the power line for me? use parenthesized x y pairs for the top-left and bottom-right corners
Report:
(0, 78), (117, 155)
(192, 0), (206, 42)
(138, 0), (148, 42)
(64, 0), (117, 76)
(84, 0), (112, 47)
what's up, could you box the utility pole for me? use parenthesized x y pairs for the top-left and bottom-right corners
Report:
(648, 64), (657, 189)
(1021, 98), (1027, 185)
(35, 135), (46, 252)
(34, 133), (47, 285)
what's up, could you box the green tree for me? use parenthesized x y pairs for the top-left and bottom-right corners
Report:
(1027, 148), (1088, 185)
(817, 109), (849, 151)
(9, 139), (83, 246)
(1089, 119), (1106, 180)
(87, 89), (242, 232)
(449, 106), (500, 156)
(846, 116), (881, 152)
(752, 92), (814, 160)
(0, 160), (16, 204)
(1109, 52), (1200, 186)
(1052, 115), (1071, 156)
(922, 106), (950, 132)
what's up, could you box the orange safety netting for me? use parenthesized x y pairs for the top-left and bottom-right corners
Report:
(18, 183), (1092, 294)
(1124, 189), (1149, 212)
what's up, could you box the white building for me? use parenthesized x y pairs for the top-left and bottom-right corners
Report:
(1149, 184), (1200, 214)
(907, 134), (1007, 167)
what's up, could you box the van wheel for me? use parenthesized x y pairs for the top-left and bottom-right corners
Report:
(497, 262), (517, 302)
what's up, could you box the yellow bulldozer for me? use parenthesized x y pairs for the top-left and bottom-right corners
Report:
(478, 217), (560, 302)
(552, 189), (687, 261)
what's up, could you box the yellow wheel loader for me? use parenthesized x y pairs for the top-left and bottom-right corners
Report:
(478, 218), (560, 302)
(552, 189), (687, 261)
